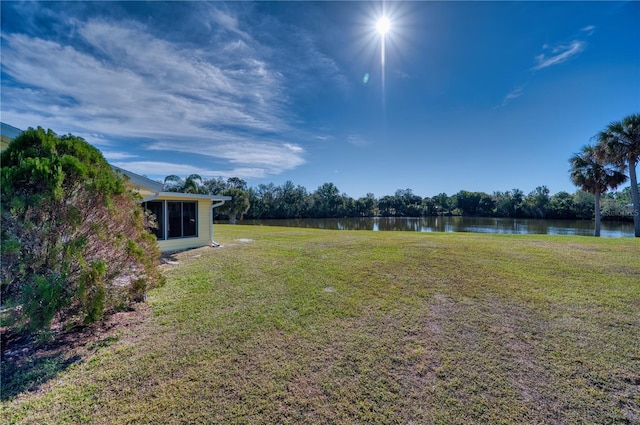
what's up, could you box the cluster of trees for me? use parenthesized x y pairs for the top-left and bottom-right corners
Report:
(569, 113), (639, 236)
(246, 184), (637, 222)
(162, 173), (637, 225)
(1, 128), (164, 337)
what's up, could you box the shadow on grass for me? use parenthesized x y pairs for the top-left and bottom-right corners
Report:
(1, 352), (82, 401)
(1, 330), (121, 401)
(1, 305), (144, 402)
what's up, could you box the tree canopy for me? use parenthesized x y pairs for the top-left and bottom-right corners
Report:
(569, 145), (627, 236)
(596, 113), (640, 236)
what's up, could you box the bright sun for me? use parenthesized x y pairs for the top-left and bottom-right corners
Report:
(376, 16), (390, 35)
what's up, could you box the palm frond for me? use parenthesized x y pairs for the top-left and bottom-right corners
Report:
(569, 145), (627, 194)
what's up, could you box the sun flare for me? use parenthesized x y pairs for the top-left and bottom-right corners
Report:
(376, 16), (390, 36)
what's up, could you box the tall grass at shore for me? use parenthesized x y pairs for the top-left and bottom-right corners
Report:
(2, 225), (639, 424)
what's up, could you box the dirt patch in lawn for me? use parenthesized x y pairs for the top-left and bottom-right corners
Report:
(1, 304), (150, 400)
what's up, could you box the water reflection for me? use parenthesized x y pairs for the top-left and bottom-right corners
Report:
(243, 217), (635, 238)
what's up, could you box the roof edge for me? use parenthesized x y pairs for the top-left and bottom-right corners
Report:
(157, 192), (231, 201)
(112, 165), (165, 192)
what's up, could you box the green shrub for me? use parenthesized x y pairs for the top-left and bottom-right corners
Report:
(22, 274), (67, 332)
(1, 127), (164, 334)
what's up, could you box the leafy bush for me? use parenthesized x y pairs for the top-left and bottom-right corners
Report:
(1, 127), (164, 335)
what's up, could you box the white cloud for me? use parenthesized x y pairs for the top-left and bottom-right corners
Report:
(283, 143), (304, 153)
(112, 161), (202, 179)
(210, 8), (251, 40)
(314, 135), (333, 142)
(496, 85), (525, 109)
(102, 151), (139, 161)
(112, 161), (271, 180)
(1, 28), (287, 140)
(147, 138), (306, 176)
(498, 26), (595, 109)
(346, 134), (370, 147)
(394, 69), (410, 79)
(581, 25), (596, 35)
(217, 167), (269, 179)
(532, 40), (585, 71)
(217, 142), (306, 170)
(0, 10), (325, 179)
(2, 5), (350, 181)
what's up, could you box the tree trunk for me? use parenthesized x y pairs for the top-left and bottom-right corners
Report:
(594, 191), (601, 237)
(628, 159), (640, 237)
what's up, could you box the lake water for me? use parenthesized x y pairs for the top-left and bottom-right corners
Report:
(242, 217), (636, 238)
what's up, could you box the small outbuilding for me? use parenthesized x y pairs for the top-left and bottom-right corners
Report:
(112, 166), (231, 252)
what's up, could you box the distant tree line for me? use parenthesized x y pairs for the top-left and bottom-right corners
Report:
(164, 173), (638, 223)
(247, 184), (638, 222)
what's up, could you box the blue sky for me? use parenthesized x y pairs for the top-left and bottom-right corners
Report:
(2, 1), (638, 198)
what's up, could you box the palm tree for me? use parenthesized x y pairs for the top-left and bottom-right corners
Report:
(596, 113), (640, 237)
(163, 174), (183, 192)
(569, 145), (627, 236)
(163, 174), (204, 194)
(182, 174), (204, 194)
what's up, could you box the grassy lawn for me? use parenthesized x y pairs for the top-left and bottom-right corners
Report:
(2, 225), (639, 424)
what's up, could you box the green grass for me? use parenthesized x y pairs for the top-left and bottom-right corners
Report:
(2, 226), (639, 424)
